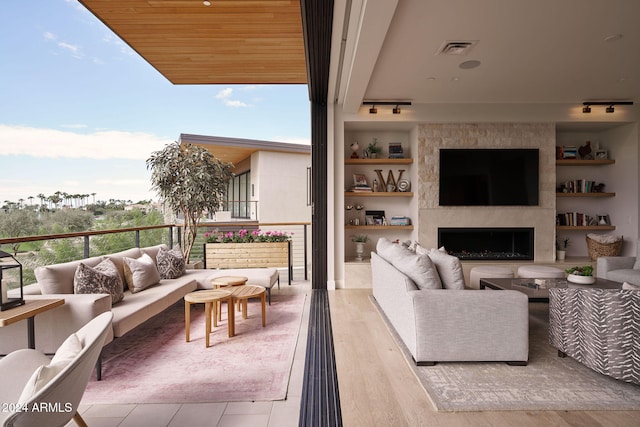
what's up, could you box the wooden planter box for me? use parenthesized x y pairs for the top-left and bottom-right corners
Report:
(203, 241), (292, 284)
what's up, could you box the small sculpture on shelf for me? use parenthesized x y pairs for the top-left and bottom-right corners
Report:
(578, 141), (593, 160)
(350, 141), (360, 159)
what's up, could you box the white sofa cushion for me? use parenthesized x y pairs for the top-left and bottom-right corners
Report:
(103, 247), (144, 285)
(376, 238), (442, 290)
(123, 253), (161, 293)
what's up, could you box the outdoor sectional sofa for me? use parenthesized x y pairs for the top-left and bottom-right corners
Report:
(1, 244), (279, 370)
(371, 238), (529, 365)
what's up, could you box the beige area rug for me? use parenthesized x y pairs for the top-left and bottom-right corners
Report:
(83, 293), (306, 404)
(371, 296), (640, 412)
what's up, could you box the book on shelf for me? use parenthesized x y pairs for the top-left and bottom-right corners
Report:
(562, 146), (577, 159)
(389, 216), (411, 226)
(562, 179), (599, 193)
(557, 212), (594, 226)
(348, 184), (372, 192)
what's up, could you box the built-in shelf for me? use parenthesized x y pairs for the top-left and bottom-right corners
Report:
(556, 192), (615, 198)
(345, 158), (413, 165)
(556, 159), (615, 166)
(556, 225), (616, 231)
(345, 225), (413, 230)
(345, 192), (413, 197)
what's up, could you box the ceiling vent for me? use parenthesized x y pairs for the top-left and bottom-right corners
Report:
(437, 40), (478, 55)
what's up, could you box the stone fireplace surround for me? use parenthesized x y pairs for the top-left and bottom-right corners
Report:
(417, 123), (557, 263)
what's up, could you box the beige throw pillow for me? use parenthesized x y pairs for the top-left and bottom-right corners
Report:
(419, 246), (466, 290)
(123, 253), (161, 293)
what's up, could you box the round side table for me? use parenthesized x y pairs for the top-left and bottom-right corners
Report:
(184, 289), (233, 347)
(227, 285), (267, 336)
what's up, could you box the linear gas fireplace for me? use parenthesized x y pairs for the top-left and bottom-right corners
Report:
(438, 227), (534, 260)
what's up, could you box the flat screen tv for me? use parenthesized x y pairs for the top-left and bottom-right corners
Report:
(439, 148), (539, 206)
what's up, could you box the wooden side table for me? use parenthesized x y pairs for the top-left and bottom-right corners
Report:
(228, 285), (266, 337)
(0, 298), (65, 349)
(184, 289), (233, 347)
(211, 276), (248, 320)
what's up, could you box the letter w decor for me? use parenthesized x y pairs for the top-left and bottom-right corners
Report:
(374, 169), (405, 192)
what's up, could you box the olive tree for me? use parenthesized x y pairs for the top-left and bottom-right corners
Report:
(146, 142), (233, 263)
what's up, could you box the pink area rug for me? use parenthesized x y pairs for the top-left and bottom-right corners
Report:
(82, 293), (306, 404)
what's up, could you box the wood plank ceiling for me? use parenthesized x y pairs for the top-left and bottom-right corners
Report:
(79, 0), (307, 85)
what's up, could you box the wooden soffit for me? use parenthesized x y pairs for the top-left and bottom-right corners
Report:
(79, 0), (307, 85)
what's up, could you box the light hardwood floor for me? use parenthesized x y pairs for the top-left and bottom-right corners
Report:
(71, 285), (638, 426)
(330, 288), (639, 427)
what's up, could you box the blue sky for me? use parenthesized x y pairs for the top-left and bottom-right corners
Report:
(0, 0), (310, 204)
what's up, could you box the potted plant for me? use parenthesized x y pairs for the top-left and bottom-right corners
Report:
(351, 234), (369, 261)
(565, 265), (595, 284)
(147, 142), (234, 264)
(556, 237), (570, 261)
(367, 139), (382, 159)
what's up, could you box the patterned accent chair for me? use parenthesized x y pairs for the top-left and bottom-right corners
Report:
(548, 287), (640, 385)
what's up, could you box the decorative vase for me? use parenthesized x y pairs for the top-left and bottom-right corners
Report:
(355, 242), (366, 261)
(556, 250), (566, 261)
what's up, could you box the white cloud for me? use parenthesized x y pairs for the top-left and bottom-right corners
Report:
(43, 31), (56, 41)
(215, 87), (250, 108)
(0, 125), (171, 160)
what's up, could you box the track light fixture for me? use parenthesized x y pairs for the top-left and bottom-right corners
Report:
(363, 101), (411, 115)
(582, 101), (633, 114)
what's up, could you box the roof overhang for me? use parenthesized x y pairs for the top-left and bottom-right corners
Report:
(79, 0), (307, 85)
(179, 133), (310, 166)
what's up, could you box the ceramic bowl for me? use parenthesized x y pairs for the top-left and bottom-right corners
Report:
(567, 274), (595, 284)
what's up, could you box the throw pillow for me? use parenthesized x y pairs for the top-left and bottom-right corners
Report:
(74, 259), (124, 305)
(17, 363), (66, 404)
(156, 246), (186, 279)
(622, 282), (640, 290)
(423, 247), (466, 290)
(51, 333), (82, 366)
(376, 238), (442, 290)
(123, 253), (161, 293)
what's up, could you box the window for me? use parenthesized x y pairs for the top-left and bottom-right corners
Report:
(227, 171), (251, 219)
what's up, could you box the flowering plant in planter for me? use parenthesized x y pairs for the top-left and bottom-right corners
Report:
(204, 229), (292, 243)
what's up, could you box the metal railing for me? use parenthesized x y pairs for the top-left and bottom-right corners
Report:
(0, 222), (310, 287)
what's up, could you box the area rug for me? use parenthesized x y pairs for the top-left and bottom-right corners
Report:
(83, 293), (306, 404)
(371, 296), (640, 412)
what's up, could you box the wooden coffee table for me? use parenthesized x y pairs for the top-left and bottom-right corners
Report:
(479, 277), (623, 302)
(184, 289), (233, 347)
(227, 285), (266, 337)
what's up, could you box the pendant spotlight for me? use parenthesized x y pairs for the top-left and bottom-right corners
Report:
(582, 101), (633, 114)
(363, 101), (411, 115)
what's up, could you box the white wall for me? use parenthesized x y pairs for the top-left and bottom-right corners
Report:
(252, 151), (311, 223)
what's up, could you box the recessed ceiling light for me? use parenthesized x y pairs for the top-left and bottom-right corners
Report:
(459, 60), (481, 70)
(426, 76), (437, 81)
(203, 1), (211, 6)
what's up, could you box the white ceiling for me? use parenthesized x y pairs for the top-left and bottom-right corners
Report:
(334, 0), (640, 112)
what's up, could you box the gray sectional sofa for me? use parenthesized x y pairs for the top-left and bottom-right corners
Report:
(2, 244), (279, 359)
(371, 238), (529, 365)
